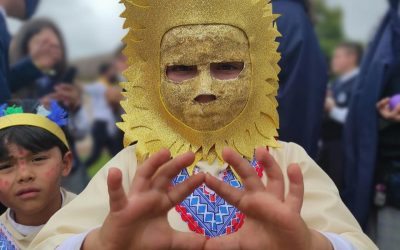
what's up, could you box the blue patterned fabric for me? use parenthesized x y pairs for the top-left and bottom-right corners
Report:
(0, 224), (17, 250)
(172, 160), (259, 237)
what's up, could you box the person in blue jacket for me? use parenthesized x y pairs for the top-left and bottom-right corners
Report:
(0, 0), (41, 103)
(272, 0), (328, 159)
(343, 0), (400, 241)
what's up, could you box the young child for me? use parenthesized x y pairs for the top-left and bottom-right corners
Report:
(0, 100), (75, 249)
(31, 1), (377, 249)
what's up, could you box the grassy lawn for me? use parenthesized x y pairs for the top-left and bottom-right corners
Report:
(86, 153), (112, 178)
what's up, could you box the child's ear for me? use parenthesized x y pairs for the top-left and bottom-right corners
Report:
(61, 151), (73, 177)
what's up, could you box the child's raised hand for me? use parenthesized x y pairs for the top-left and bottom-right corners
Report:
(83, 149), (206, 250)
(204, 147), (333, 250)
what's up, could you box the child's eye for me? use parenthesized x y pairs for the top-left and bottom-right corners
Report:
(166, 65), (198, 83)
(168, 65), (196, 72)
(0, 163), (13, 171)
(210, 62), (244, 80)
(32, 156), (48, 162)
(213, 63), (241, 71)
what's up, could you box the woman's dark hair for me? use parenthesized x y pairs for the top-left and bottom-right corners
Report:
(0, 100), (69, 162)
(9, 18), (67, 80)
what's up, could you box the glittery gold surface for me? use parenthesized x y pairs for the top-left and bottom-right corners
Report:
(118, 0), (281, 166)
(160, 25), (251, 131)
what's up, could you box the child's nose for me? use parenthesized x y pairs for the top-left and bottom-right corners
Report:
(16, 163), (35, 183)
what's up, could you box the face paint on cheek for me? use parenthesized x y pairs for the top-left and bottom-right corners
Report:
(45, 168), (57, 179)
(0, 178), (11, 191)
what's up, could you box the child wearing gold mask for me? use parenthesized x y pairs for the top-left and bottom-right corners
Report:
(30, 1), (376, 250)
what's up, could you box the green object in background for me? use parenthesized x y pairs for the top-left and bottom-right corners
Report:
(87, 153), (111, 178)
(314, 0), (345, 59)
(5, 105), (24, 115)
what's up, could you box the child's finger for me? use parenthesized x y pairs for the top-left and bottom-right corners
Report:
(256, 148), (285, 201)
(285, 164), (304, 213)
(167, 173), (205, 206)
(204, 174), (243, 208)
(152, 152), (195, 190)
(222, 148), (265, 191)
(171, 231), (206, 250)
(137, 149), (171, 179)
(205, 233), (239, 250)
(107, 168), (127, 212)
(131, 149), (171, 192)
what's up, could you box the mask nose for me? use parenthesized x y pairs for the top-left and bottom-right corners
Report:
(194, 66), (216, 103)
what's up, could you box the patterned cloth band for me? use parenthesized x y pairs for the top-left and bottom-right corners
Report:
(0, 222), (18, 250)
(172, 159), (264, 238)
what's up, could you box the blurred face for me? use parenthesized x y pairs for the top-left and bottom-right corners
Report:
(0, 144), (71, 225)
(115, 54), (128, 73)
(28, 27), (63, 67)
(160, 25), (251, 131)
(331, 47), (357, 76)
(104, 64), (118, 84)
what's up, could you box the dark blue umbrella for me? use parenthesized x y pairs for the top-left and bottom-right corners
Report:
(273, 0), (328, 159)
(343, 0), (400, 228)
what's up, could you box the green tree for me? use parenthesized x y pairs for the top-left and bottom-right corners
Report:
(313, 0), (345, 59)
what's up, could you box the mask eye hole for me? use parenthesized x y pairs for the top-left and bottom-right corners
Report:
(166, 65), (198, 83)
(210, 62), (244, 80)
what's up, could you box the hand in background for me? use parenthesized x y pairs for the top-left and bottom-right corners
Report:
(105, 85), (124, 108)
(377, 98), (400, 122)
(53, 84), (82, 112)
(324, 90), (336, 113)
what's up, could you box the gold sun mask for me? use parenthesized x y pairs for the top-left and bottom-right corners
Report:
(119, 0), (281, 167)
(160, 25), (251, 131)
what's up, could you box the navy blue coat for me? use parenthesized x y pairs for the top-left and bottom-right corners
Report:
(272, 0), (328, 159)
(0, 12), (11, 103)
(343, 0), (400, 228)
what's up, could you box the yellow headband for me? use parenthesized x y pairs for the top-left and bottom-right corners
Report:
(0, 114), (69, 149)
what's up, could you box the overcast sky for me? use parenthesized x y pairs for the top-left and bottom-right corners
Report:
(6, 0), (389, 60)
(326, 0), (388, 42)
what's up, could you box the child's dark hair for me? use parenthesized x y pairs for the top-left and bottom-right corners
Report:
(337, 41), (364, 65)
(0, 100), (69, 162)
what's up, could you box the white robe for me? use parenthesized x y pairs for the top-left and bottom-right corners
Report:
(29, 142), (377, 250)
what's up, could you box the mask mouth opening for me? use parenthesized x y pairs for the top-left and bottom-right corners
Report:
(194, 94), (217, 104)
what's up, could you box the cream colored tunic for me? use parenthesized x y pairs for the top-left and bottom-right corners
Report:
(30, 142), (377, 249)
(0, 188), (75, 249)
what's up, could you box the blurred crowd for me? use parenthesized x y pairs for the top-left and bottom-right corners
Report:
(0, 0), (399, 249)
(0, 0), (127, 195)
